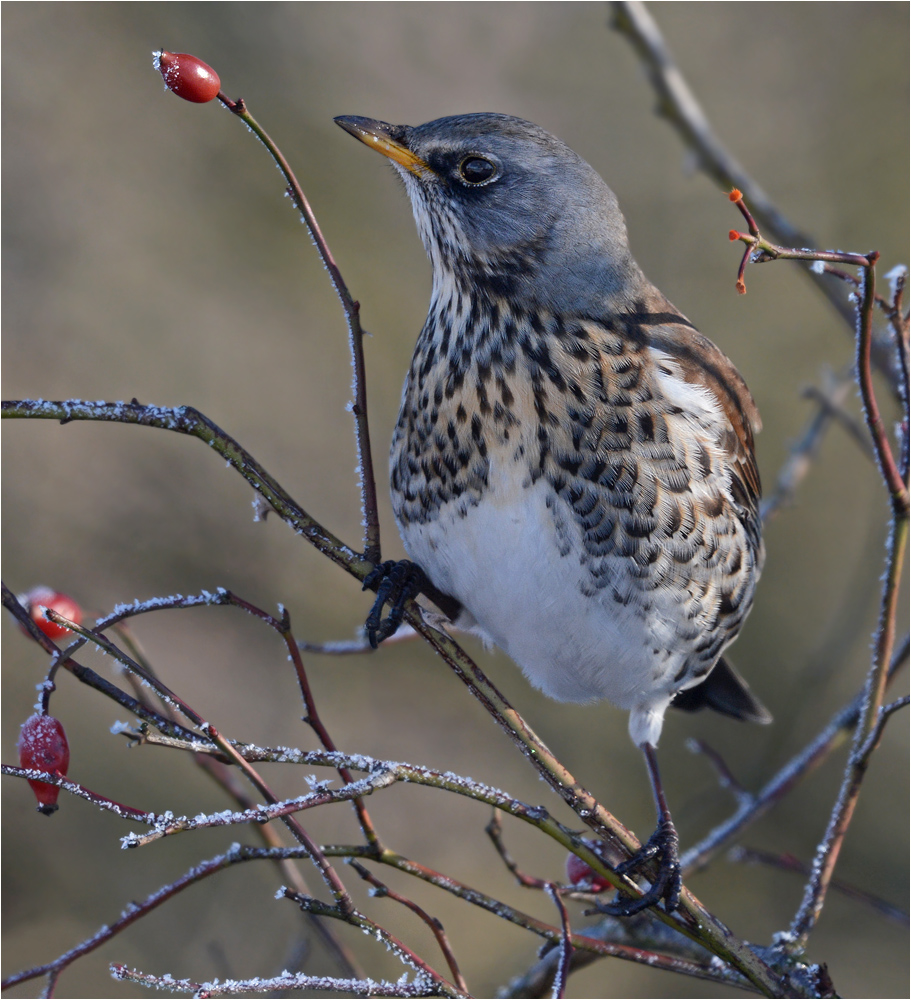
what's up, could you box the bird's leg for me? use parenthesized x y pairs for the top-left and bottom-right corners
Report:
(362, 560), (428, 648)
(597, 743), (682, 916)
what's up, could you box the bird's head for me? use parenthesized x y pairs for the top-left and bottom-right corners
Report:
(335, 113), (646, 314)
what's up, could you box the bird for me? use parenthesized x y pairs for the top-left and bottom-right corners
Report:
(335, 112), (770, 914)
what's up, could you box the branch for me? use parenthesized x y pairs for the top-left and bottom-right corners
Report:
(1, 400), (785, 995)
(348, 861), (468, 994)
(1, 766), (152, 823)
(2, 582), (201, 744)
(544, 884), (572, 1000)
(2, 398), (370, 578)
(2, 844), (280, 993)
(326, 846), (755, 993)
(609, 0), (902, 390)
(789, 514), (908, 946)
(215, 93), (381, 564)
(281, 889), (465, 998)
(45, 600), (354, 912)
(729, 846), (908, 926)
(682, 634), (908, 874)
(112, 965), (440, 998)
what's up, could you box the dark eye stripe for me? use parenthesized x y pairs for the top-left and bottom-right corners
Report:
(459, 157), (497, 184)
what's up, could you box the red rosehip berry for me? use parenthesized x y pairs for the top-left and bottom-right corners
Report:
(566, 848), (612, 892)
(154, 50), (221, 104)
(19, 586), (82, 641)
(18, 714), (70, 815)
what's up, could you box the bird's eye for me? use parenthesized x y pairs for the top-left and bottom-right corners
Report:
(458, 157), (497, 185)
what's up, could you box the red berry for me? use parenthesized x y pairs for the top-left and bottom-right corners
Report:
(154, 50), (221, 104)
(19, 586), (82, 641)
(18, 714), (70, 815)
(566, 848), (612, 891)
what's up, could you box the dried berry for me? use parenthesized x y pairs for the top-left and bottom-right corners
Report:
(19, 586), (82, 641)
(565, 848), (612, 891)
(18, 714), (70, 815)
(154, 50), (221, 104)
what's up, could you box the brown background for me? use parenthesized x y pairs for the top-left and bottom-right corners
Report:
(3, 3), (908, 997)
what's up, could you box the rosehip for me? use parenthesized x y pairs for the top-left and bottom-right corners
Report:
(18, 714), (70, 815)
(566, 849), (612, 891)
(18, 586), (82, 641)
(154, 50), (221, 103)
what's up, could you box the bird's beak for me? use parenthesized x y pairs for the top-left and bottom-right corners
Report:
(334, 116), (431, 177)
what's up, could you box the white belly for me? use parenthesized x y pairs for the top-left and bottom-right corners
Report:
(398, 458), (687, 737)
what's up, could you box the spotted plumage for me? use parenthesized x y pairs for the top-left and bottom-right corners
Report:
(337, 112), (769, 913)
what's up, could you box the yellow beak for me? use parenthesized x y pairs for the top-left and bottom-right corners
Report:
(334, 116), (432, 177)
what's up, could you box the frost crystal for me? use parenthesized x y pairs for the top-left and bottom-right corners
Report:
(885, 263), (908, 298)
(304, 774), (334, 792)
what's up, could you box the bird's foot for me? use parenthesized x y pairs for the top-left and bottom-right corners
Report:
(363, 560), (427, 648)
(596, 817), (681, 916)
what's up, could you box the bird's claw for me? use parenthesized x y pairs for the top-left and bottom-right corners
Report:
(596, 817), (681, 916)
(363, 560), (426, 648)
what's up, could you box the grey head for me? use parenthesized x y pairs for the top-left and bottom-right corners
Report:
(335, 113), (648, 315)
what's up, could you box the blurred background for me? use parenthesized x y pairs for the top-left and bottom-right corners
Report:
(3, 4), (908, 997)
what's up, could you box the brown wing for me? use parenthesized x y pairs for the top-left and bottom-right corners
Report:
(607, 287), (763, 557)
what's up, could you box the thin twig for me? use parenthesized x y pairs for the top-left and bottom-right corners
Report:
(1, 766), (151, 823)
(0, 401), (785, 995)
(299, 624), (419, 655)
(609, 0), (902, 393)
(323, 846), (755, 993)
(544, 884), (572, 1000)
(281, 889), (465, 998)
(112, 964), (438, 998)
(682, 635), (908, 874)
(45, 605), (354, 914)
(788, 263), (909, 947)
(2, 582), (201, 744)
(2, 844), (287, 992)
(214, 592), (382, 848)
(87, 590), (361, 976)
(348, 861), (469, 994)
(686, 740), (751, 806)
(216, 94), (381, 565)
(800, 383), (873, 460)
(855, 694), (909, 760)
(853, 263), (909, 510)
(4, 399), (371, 573)
(728, 846), (909, 926)
(486, 809), (551, 888)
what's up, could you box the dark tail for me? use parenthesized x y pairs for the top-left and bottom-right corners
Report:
(670, 657), (772, 724)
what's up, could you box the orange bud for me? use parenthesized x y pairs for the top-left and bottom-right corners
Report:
(729, 230), (740, 241)
(736, 279), (747, 295)
(729, 188), (743, 202)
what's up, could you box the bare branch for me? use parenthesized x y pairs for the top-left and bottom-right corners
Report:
(729, 846), (908, 926)
(111, 964), (440, 998)
(609, 0), (902, 394)
(682, 635), (908, 874)
(544, 884), (572, 1000)
(216, 94), (381, 565)
(281, 888), (465, 998)
(348, 861), (469, 994)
